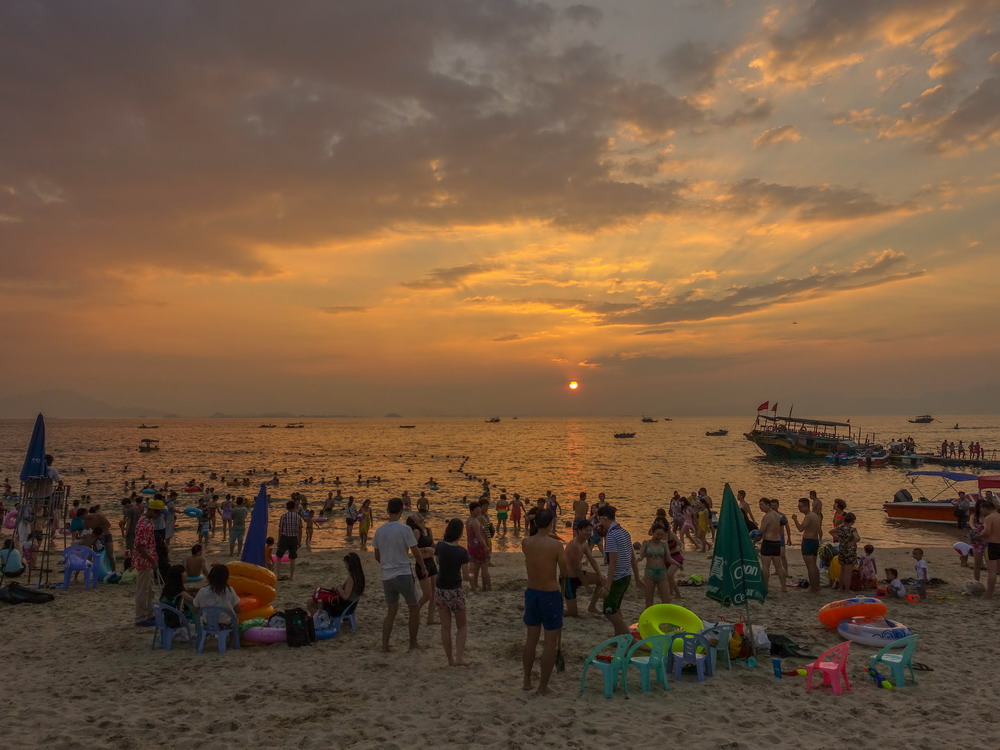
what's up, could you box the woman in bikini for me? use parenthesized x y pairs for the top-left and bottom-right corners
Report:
(679, 497), (697, 551)
(638, 526), (677, 607)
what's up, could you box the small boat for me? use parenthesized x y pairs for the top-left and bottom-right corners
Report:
(138, 424), (159, 429)
(641, 416), (657, 423)
(285, 422), (305, 428)
(705, 429), (728, 436)
(485, 417), (501, 423)
(825, 452), (856, 465)
(138, 438), (159, 453)
(908, 414), (934, 424)
(882, 470), (984, 524)
(857, 448), (890, 468)
(259, 424), (276, 428)
(399, 425), (416, 429)
(614, 432), (636, 439)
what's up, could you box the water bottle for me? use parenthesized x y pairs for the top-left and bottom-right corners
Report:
(771, 657), (782, 678)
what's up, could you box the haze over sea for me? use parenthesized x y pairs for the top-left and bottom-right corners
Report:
(3, 415), (999, 551)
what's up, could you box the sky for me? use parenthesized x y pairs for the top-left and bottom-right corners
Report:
(1, 0), (999, 417)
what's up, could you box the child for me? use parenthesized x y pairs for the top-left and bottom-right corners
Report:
(858, 544), (878, 589)
(912, 548), (929, 600)
(197, 514), (211, 547)
(264, 536), (275, 571)
(495, 494), (509, 537)
(884, 567), (906, 599)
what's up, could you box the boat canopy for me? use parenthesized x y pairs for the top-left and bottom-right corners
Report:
(906, 471), (978, 482)
(754, 415), (851, 428)
(979, 475), (1000, 489)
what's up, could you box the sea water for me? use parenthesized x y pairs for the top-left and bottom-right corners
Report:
(1, 416), (997, 551)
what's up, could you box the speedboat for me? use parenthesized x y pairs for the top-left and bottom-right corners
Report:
(641, 416), (657, 423)
(138, 438), (159, 453)
(485, 417), (501, 423)
(857, 448), (890, 468)
(614, 432), (636, 439)
(883, 471), (978, 524)
(705, 429), (728, 436)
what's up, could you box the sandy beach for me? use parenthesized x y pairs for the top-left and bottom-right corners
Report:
(1, 539), (995, 750)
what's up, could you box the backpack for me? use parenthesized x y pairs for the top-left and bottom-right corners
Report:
(283, 607), (314, 647)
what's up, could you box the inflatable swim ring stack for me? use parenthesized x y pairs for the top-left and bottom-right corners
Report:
(817, 597), (887, 629)
(226, 562), (278, 634)
(637, 604), (704, 652)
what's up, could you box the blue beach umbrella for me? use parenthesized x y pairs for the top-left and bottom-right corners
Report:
(241, 483), (270, 566)
(19, 413), (47, 482)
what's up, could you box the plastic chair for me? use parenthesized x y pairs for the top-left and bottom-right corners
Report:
(151, 602), (195, 651)
(803, 641), (852, 695)
(869, 634), (920, 688)
(57, 545), (99, 589)
(331, 598), (360, 635)
(666, 632), (714, 683)
(626, 634), (671, 692)
(579, 635), (633, 698)
(700, 624), (735, 672)
(196, 606), (240, 654)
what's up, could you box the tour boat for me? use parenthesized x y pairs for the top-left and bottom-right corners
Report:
(138, 438), (159, 453)
(744, 413), (863, 459)
(908, 415), (934, 424)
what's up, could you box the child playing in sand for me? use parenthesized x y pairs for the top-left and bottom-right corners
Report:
(912, 548), (929, 600)
(858, 544), (878, 589)
(884, 568), (906, 599)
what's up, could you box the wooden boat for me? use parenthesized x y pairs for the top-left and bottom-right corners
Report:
(138, 438), (159, 453)
(285, 422), (305, 428)
(137, 424), (159, 429)
(399, 425), (416, 429)
(882, 471), (977, 524)
(857, 449), (890, 468)
(258, 424), (276, 428)
(485, 417), (501, 423)
(744, 413), (863, 459)
(641, 416), (657, 423)
(908, 415), (934, 423)
(614, 432), (636, 439)
(705, 429), (728, 436)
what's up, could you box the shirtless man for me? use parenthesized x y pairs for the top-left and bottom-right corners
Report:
(792, 498), (821, 593)
(809, 490), (823, 526)
(982, 497), (1000, 597)
(758, 498), (787, 593)
(521, 510), (566, 695)
(572, 492), (589, 522)
(563, 518), (603, 616)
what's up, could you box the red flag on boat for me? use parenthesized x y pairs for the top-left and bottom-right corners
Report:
(847, 418), (850, 423)
(757, 401), (769, 411)
(771, 402), (778, 413)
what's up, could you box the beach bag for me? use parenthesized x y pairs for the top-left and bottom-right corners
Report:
(283, 607), (313, 647)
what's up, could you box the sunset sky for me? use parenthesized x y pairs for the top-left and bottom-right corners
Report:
(2, 0), (999, 417)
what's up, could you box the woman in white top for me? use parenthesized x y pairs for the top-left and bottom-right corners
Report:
(193, 565), (240, 626)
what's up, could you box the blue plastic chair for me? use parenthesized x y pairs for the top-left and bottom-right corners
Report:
(869, 634), (920, 688)
(57, 545), (99, 589)
(196, 606), (240, 654)
(667, 632), (714, 682)
(700, 623), (735, 672)
(579, 635), (633, 698)
(151, 602), (195, 651)
(330, 598), (360, 635)
(626, 634), (671, 692)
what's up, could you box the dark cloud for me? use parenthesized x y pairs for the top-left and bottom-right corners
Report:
(713, 98), (775, 128)
(924, 76), (1000, 154)
(660, 40), (733, 92)
(563, 4), (602, 26)
(321, 306), (368, 315)
(491, 334), (523, 342)
(632, 328), (676, 336)
(0, 0), (709, 282)
(401, 263), (499, 290)
(719, 179), (912, 221)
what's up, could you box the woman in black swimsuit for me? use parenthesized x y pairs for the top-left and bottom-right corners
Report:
(408, 515), (439, 626)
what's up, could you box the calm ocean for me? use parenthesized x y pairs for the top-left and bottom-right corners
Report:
(2, 415), (998, 551)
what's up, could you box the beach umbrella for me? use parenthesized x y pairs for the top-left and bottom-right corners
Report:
(19, 413), (46, 482)
(706, 483), (767, 662)
(240, 482), (270, 566)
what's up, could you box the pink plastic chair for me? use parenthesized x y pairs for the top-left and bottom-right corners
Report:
(803, 641), (852, 695)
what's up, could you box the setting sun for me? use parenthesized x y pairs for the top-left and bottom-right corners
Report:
(568, 381), (579, 390)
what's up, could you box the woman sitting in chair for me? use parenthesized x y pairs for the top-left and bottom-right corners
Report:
(193, 564), (240, 627)
(309, 552), (365, 619)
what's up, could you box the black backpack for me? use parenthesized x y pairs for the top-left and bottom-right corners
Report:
(283, 607), (314, 647)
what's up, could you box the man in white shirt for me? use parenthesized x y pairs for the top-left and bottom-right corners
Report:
(373, 497), (427, 651)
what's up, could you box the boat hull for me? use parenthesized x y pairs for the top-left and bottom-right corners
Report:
(882, 502), (957, 524)
(745, 431), (853, 458)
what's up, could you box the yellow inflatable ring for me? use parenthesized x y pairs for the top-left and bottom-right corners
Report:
(228, 575), (277, 604)
(238, 604), (276, 624)
(637, 604), (703, 651)
(227, 562), (277, 587)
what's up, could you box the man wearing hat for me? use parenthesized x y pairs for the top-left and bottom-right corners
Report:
(133, 499), (163, 626)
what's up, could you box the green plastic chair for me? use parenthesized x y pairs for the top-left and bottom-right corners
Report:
(579, 635), (633, 698)
(869, 634), (920, 688)
(700, 624), (735, 672)
(626, 634), (671, 692)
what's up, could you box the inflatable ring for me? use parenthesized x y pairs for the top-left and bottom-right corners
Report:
(239, 617), (266, 633)
(238, 594), (263, 611)
(228, 575), (277, 603)
(183, 487), (201, 492)
(637, 604), (704, 652)
(185, 574), (204, 583)
(183, 507), (203, 518)
(240, 626), (287, 644)
(238, 604), (276, 624)
(271, 554), (292, 563)
(140, 488), (157, 495)
(313, 516), (328, 525)
(3, 512), (17, 530)
(838, 616), (912, 647)
(227, 562), (277, 587)
(818, 597), (887, 628)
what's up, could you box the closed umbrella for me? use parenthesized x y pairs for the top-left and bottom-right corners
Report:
(19, 413), (46, 482)
(706, 483), (767, 663)
(240, 483), (270, 566)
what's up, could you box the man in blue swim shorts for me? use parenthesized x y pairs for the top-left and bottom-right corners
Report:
(521, 510), (566, 695)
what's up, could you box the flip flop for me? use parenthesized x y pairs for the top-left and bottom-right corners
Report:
(911, 662), (934, 671)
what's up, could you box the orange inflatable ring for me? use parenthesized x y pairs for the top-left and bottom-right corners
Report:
(238, 604), (276, 624)
(228, 575), (277, 604)
(818, 597), (887, 628)
(227, 561), (277, 587)
(238, 594), (263, 611)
